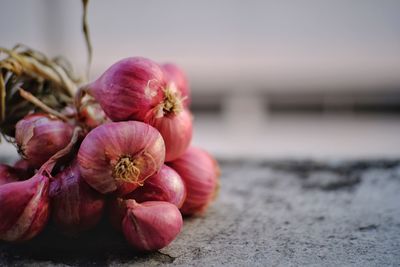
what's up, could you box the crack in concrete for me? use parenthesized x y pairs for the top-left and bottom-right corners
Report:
(154, 251), (176, 263)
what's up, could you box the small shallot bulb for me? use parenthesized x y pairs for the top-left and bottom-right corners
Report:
(86, 57), (165, 122)
(127, 165), (186, 208)
(0, 164), (30, 185)
(161, 63), (191, 107)
(145, 85), (193, 161)
(49, 161), (105, 235)
(15, 114), (74, 168)
(78, 121), (165, 196)
(122, 200), (183, 252)
(0, 173), (50, 242)
(168, 147), (219, 216)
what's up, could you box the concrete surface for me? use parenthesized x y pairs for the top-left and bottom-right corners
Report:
(0, 159), (399, 266)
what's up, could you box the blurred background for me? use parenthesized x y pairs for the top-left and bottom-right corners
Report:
(1, 0), (400, 160)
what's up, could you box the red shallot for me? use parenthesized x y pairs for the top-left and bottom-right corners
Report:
(168, 147), (219, 216)
(77, 121), (165, 196)
(86, 57), (165, 122)
(50, 160), (105, 235)
(15, 114), (74, 168)
(122, 200), (183, 251)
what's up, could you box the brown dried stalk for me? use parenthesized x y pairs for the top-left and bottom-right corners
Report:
(18, 88), (69, 122)
(0, 0), (92, 140)
(82, 0), (92, 81)
(0, 45), (80, 138)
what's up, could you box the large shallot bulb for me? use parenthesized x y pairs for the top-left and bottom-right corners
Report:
(85, 57), (165, 122)
(0, 173), (50, 242)
(122, 200), (183, 252)
(168, 147), (219, 216)
(15, 114), (73, 168)
(145, 84), (193, 161)
(49, 160), (105, 235)
(77, 121), (165, 196)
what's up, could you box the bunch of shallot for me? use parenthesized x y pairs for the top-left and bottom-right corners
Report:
(0, 57), (220, 252)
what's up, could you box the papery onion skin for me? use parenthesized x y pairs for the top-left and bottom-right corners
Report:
(168, 147), (219, 216)
(0, 164), (30, 185)
(87, 57), (165, 122)
(122, 200), (183, 252)
(127, 165), (186, 208)
(15, 114), (74, 168)
(78, 121), (165, 196)
(0, 174), (50, 242)
(49, 161), (105, 235)
(61, 105), (77, 118)
(77, 98), (110, 130)
(161, 63), (190, 107)
(146, 108), (192, 162)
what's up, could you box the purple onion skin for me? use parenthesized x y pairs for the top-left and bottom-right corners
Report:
(0, 173), (50, 242)
(49, 161), (105, 235)
(122, 200), (183, 252)
(88, 57), (165, 122)
(15, 114), (74, 169)
(127, 165), (186, 208)
(78, 121), (165, 196)
(168, 147), (219, 216)
(146, 108), (193, 162)
(161, 63), (190, 107)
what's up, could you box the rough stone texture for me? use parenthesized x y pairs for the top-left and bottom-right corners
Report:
(0, 160), (399, 266)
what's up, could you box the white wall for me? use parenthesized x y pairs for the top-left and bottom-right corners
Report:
(1, 0), (400, 93)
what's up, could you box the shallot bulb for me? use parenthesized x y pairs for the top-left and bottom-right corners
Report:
(145, 104), (193, 162)
(15, 114), (74, 168)
(78, 121), (165, 196)
(144, 81), (193, 161)
(122, 200), (183, 251)
(127, 165), (186, 208)
(168, 147), (219, 216)
(49, 161), (105, 235)
(0, 126), (79, 242)
(161, 63), (191, 107)
(86, 57), (165, 122)
(0, 173), (50, 242)
(0, 164), (30, 185)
